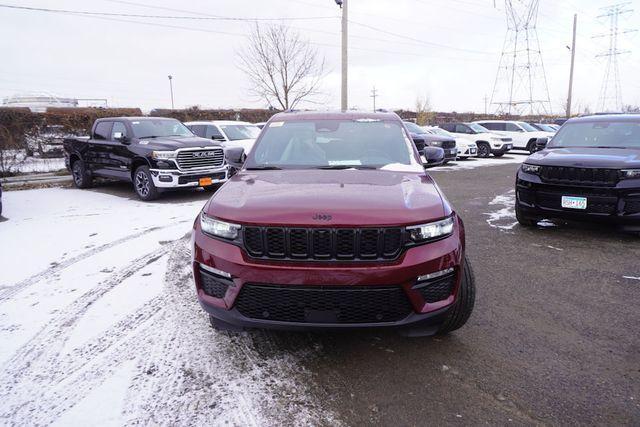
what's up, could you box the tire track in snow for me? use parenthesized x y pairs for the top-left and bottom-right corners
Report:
(0, 221), (189, 301)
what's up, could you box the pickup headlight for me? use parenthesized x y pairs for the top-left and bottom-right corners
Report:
(200, 213), (241, 240)
(620, 169), (640, 179)
(407, 216), (454, 242)
(151, 150), (177, 160)
(521, 163), (541, 174)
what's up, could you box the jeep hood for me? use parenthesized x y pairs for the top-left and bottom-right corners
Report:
(527, 147), (640, 169)
(207, 169), (448, 226)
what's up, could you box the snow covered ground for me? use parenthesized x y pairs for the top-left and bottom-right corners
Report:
(427, 152), (527, 171)
(0, 187), (338, 426)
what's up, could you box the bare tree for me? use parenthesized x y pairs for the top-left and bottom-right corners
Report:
(415, 95), (433, 125)
(237, 24), (325, 110)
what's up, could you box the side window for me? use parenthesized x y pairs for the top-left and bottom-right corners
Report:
(440, 124), (454, 132)
(506, 122), (522, 132)
(481, 122), (504, 131)
(111, 122), (127, 140)
(94, 122), (112, 140)
(205, 125), (225, 140)
(188, 125), (206, 137)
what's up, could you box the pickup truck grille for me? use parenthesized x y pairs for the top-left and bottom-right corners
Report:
(243, 226), (404, 261)
(176, 148), (224, 171)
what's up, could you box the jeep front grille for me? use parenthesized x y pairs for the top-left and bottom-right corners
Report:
(243, 226), (404, 261)
(176, 148), (224, 171)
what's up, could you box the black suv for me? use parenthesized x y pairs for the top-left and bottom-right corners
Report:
(516, 114), (640, 232)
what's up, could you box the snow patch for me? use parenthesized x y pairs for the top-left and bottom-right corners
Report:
(484, 190), (518, 231)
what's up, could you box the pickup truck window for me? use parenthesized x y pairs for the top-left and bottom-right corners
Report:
(131, 120), (193, 139)
(94, 122), (112, 140)
(248, 120), (416, 169)
(111, 122), (127, 139)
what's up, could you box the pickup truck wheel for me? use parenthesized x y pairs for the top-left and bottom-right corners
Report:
(437, 257), (475, 335)
(71, 160), (93, 189)
(477, 142), (491, 158)
(133, 166), (160, 201)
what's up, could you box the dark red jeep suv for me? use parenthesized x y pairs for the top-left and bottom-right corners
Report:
(191, 111), (475, 336)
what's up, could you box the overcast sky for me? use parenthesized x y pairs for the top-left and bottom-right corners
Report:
(1, 0), (638, 114)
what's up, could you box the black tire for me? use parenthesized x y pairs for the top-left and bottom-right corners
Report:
(515, 196), (538, 227)
(71, 159), (93, 189)
(526, 140), (537, 154)
(493, 152), (505, 158)
(437, 257), (475, 335)
(133, 165), (160, 201)
(477, 142), (491, 158)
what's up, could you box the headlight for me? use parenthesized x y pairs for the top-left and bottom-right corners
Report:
(200, 213), (241, 240)
(430, 141), (443, 147)
(620, 169), (640, 179)
(151, 150), (177, 160)
(521, 163), (541, 174)
(407, 216), (454, 242)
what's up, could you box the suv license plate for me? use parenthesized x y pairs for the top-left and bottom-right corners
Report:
(561, 196), (587, 210)
(199, 177), (213, 186)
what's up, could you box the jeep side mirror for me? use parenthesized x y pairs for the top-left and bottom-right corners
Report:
(423, 146), (445, 168)
(535, 137), (548, 152)
(224, 146), (245, 167)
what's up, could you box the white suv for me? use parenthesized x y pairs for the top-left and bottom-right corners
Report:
(184, 120), (262, 154)
(437, 122), (513, 158)
(473, 120), (554, 154)
(425, 126), (477, 159)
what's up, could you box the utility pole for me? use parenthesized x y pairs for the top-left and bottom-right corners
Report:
(336, 0), (348, 111)
(483, 94), (488, 115)
(566, 14), (577, 118)
(168, 75), (174, 109)
(593, 3), (636, 112)
(370, 86), (378, 111)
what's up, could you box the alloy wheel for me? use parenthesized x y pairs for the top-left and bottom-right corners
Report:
(135, 171), (150, 197)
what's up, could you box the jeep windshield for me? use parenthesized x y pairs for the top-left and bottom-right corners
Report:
(246, 119), (419, 169)
(468, 123), (489, 133)
(131, 120), (194, 139)
(548, 120), (640, 149)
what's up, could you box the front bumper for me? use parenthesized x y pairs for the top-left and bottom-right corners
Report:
(516, 172), (640, 230)
(191, 216), (466, 334)
(149, 166), (229, 188)
(458, 146), (478, 158)
(491, 143), (512, 155)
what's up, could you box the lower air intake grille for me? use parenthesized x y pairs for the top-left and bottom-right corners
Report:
(416, 273), (456, 303)
(234, 284), (413, 324)
(199, 268), (232, 298)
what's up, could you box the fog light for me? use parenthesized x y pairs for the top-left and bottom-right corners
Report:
(417, 267), (454, 284)
(200, 263), (232, 279)
(159, 175), (172, 182)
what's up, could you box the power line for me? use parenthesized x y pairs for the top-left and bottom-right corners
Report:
(0, 3), (337, 22)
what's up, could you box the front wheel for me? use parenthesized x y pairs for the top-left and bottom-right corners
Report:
(515, 196), (538, 227)
(437, 257), (475, 335)
(71, 159), (93, 189)
(477, 143), (491, 158)
(133, 165), (160, 201)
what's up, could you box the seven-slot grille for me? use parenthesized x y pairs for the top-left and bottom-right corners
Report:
(243, 226), (404, 261)
(176, 148), (224, 171)
(539, 166), (618, 187)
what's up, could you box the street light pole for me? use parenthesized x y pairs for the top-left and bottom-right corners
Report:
(566, 14), (577, 118)
(168, 75), (175, 109)
(339, 0), (348, 111)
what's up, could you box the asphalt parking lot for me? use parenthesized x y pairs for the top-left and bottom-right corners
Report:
(1, 155), (638, 425)
(304, 157), (640, 425)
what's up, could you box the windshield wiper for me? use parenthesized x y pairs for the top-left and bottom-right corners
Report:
(245, 166), (282, 170)
(139, 135), (159, 139)
(315, 165), (378, 170)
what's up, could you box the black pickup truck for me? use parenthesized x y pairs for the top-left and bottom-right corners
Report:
(64, 117), (232, 201)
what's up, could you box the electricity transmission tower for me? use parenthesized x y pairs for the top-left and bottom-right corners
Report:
(490, 0), (551, 115)
(594, 2), (635, 112)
